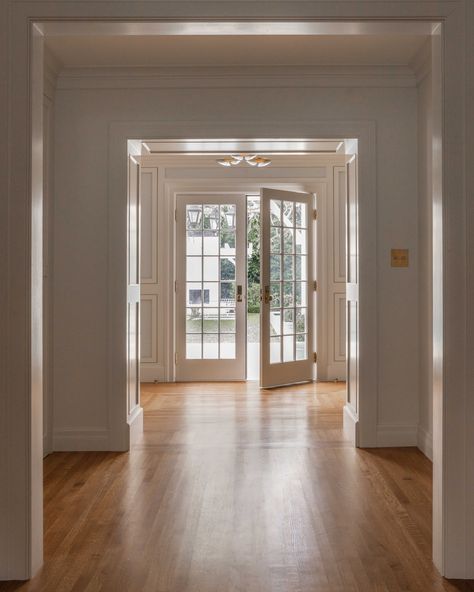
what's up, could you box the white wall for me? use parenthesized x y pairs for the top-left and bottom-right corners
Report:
(51, 66), (419, 448)
(415, 42), (434, 460)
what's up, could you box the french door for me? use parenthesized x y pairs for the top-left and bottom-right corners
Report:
(260, 188), (314, 388)
(175, 195), (246, 380)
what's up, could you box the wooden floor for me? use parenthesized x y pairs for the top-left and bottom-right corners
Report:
(2, 381), (473, 592)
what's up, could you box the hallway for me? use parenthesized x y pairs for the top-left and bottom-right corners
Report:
(1, 382), (472, 592)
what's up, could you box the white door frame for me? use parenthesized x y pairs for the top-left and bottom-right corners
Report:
(3, 4), (471, 580)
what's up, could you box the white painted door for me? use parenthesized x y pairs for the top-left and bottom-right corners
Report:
(260, 188), (314, 388)
(175, 195), (246, 381)
(127, 154), (141, 418)
(345, 155), (359, 419)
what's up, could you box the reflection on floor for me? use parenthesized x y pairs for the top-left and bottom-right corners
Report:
(2, 382), (473, 592)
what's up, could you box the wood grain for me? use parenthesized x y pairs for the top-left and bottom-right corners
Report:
(1, 381), (473, 591)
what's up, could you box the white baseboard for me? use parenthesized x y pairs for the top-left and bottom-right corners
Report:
(53, 428), (109, 451)
(343, 403), (358, 445)
(417, 425), (433, 461)
(140, 364), (165, 382)
(128, 405), (144, 446)
(376, 424), (418, 447)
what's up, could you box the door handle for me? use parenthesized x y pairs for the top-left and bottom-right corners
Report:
(237, 284), (243, 302)
(264, 285), (272, 304)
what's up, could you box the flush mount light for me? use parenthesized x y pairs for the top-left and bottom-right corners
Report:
(216, 153), (271, 167)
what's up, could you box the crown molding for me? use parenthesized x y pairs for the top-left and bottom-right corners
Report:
(55, 64), (416, 90)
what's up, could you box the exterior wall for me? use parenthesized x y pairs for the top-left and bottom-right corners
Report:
(52, 71), (419, 445)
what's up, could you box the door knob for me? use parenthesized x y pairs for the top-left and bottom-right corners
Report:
(237, 284), (243, 302)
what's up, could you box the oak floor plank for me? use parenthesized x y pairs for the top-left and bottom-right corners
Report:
(2, 381), (474, 591)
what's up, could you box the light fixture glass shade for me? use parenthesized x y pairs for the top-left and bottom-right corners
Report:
(216, 153), (271, 167)
(188, 207), (202, 227)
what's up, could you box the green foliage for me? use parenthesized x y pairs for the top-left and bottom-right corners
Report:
(247, 283), (261, 313)
(247, 206), (261, 312)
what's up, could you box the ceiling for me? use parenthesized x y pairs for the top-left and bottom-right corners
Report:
(45, 34), (428, 68)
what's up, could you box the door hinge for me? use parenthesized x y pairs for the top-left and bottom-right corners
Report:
(313, 352), (318, 363)
(313, 209), (318, 220)
(175, 352), (178, 365)
(174, 280), (177, 293)
(313, 280), (318, 291)
(174, 209), (177, 222)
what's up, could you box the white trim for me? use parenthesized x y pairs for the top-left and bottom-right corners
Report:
(128, 405), (144, 447)
(418, 425), (433, 461)
(56, 65), (417, 90)
(377, 424), (418, 448)
(343, 403), (358, 445)
(52, 428), (110, 451)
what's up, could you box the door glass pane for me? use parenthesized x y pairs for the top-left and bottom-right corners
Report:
(220, 282), (235, 304)
(283, 335), (294, 362)
(270, 310), (281, 336)
(295, 228), (307, 255)
(220, 257), (236, 281)
(186, 307), (202, 333)
(295, 202), (307, 228)
(203, 229), (219, 255)
(186, 334), (201, 359)
(283, 282), (294, 307)
(283, 228), (294, 253)
(295, 255), (307, 281)
(187, 257), (202, 282)
(270, 200), (282, 225)
(202, 282), (218, 307)
(296, 334), (307, 360)
(220, 230), (236, 255)
(203, 205), (219, 230)
(220, 333), (235, 359)
(270, 336), (281, 364)
(283, 309), (294, 334)
(270, 227), (281, 253)
(283, 255), (294, 280)
(203, 308), (219, 333)
(186, 232), (202, 256)
(282, 201), (294, 227)
(220, 204), (236, 229)
(203, 334), (218, 359)
(220, 308), (235, 333)
(187, 282), (202, 305)
(270, 283), (281, 308)
(186, 205), (203, 230)
(295, 282), (307, 307)
(203, 257), (219, 281)
(270, 255), (281, 281)
(296, 308), (307, 333)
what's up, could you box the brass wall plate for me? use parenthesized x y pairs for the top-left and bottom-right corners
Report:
(391, 248), (409, 268)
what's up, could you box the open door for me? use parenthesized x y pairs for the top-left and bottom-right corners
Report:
(260, 188), (314, 388)
(127, 152), (141, 430)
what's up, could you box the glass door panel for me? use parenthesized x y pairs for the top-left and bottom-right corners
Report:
(176, 195), (246, 380)
(260, 188), (314, 388)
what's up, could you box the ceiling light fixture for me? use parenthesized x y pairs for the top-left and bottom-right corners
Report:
(216, 153), (271, 168)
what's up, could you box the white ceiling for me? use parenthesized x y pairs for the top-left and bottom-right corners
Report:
(46, 34), (428, 68)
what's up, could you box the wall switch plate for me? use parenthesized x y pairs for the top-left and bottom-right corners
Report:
(391, 248), (409, 267)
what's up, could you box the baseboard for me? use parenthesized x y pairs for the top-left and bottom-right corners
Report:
(343, 403), (358, 445)
(376, 424), (418, 447)
(128, 405), (144, 446)
(53, 428), (109, 451)
(417, 425), (433, 461)
(326, 363), (347, 381)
